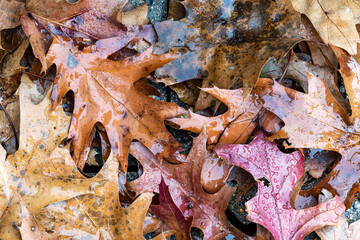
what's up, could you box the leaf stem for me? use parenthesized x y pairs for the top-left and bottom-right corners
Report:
(21, 71), (54, 82)
(0, 102), (19, 149)
(278, 51), (292, 82)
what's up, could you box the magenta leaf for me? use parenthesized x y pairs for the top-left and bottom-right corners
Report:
(214, 131), (345, 240)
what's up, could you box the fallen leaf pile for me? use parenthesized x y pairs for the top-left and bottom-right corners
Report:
(2, 0), (360, 239)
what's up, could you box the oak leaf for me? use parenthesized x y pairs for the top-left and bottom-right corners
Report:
(316, 189), (360, 240)
(151, 178), (193, 240)
(42, 30), (186, 171)
(18, 200), (59, 240)
(290, 0), (360, 55)
(214, 131), (346, 240)
(0, 0), (26, 32)
(170, 78), (273, 145)
(262, 46), (360, 207)
(129, 130), (263, 240)
(0, 76), (98, 239)
(153, 0), (304, 110)
(36, 154), (173, 240)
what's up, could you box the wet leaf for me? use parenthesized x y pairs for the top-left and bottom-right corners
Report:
(290, 0), (360, 55)
(0, 75), (97, 238)
(262, 46), (360, 208)
(18, 200), (59, 240)
(153, 0), (305, 110)
(152, 178), (193, 240)
(128, 131), (249, 240)
(169, 78), (273, 145)
(41, 29), (186, 171)
(37, 155), (173, 239)
(215, 131), (346, 240)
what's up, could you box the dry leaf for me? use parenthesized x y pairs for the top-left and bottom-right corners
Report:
(290, 0), (360, 55)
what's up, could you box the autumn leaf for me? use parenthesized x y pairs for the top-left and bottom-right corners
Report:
(20, 15), (48, 69)
(38, 25), (187, 171)
(152, 178), (193, 240)
(18, 200), (59, 240)
(169, 78), (273, 145)
(290, 0), (360, 55)
(315, 189), (360, 240)
(0, 0), (26, 32)
(153, 0), (305, 110)
(214, 131), (346, 240)
(0, 75), (99, 238)
(129, 130), (267, 240)
(36, 154), (173, 240)
(28, 0), (156, 41)
(261, 46), (360, 207)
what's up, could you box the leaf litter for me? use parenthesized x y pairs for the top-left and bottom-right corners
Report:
(1, 0), (360, 239)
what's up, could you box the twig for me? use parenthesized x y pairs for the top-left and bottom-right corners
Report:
(0, 102), (18, 149)
(278, 51), (292, 83)
(22, 71), (54, 82)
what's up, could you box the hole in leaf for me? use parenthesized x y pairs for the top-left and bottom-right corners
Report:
(82, 124), (110, 177)
(258, 177), (270, 187)
(126, 153), (143, 181)
(66, 0), (80, 4)
(62, 90), (74, 116)
(190, 227), (204, 240)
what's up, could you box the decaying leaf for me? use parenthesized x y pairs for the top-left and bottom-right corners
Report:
(0, 75), (97, 238)
(152, 178), (193, 240)
(290, 0), (360, 55)
(316, 189), (360, 240)
(262, 46), (360, 207)
(20, 15), (48, 69)
(169, 78), (273, 145)
(18, 200), (59, 240)
(128, 131), (247, 240)
(215, 131), (346, 240)
(0, 0), (26, 32)
(154, 0), (305, 110)
(37, 154), (173, 240)
(43, 30), (186, 171)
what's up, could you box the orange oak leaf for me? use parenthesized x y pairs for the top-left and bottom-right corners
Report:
(42, 29), (186, 171)
(262, 46), (360, 208)
(36, 155), (173, 240)
(215, 131), (346, 240)
(169, 78), (273, 145)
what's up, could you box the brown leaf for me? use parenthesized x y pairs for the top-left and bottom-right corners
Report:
(153, 0), (305, 110)
(121, 3), (149, 26)
(169, 78), (273, 145)
(42, 30), (186, 171)
(290, 0), (360, 55)
(0, 0), (26, 32)
(18, 200), (59, 240)
(21, 15), (48, 69)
